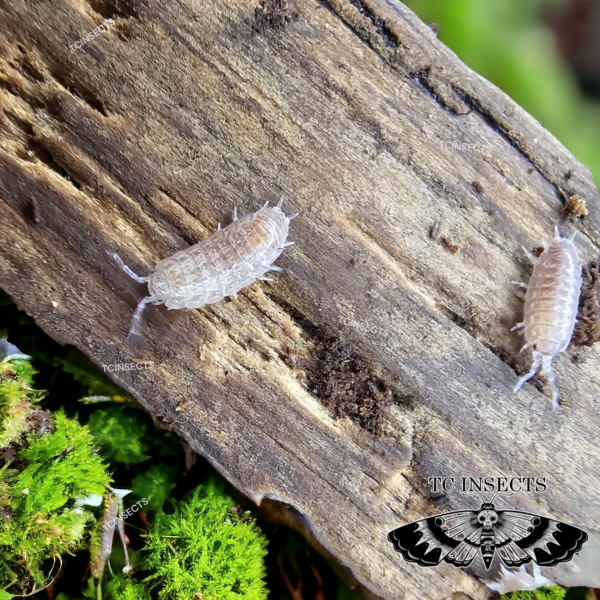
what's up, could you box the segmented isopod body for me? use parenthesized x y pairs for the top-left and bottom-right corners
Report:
(111, 198), (297, 337)
(512, 226), (582, 408)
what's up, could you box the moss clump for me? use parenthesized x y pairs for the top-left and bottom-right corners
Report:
(102, 575), (152, 600)
(0, 353), (111, 597)
(500, 587), (567, 600)
(143, 480), (268, 599)
(87, 405), (152, 465)
(0, 357), (43, 449)
(101, 480), (268, 600)
(130, 462), (178, 515)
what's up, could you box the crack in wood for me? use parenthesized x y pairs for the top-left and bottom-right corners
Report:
(315, 0), (401, 57)
(49, 70), (109, 117)
(345, 0), (399, 48)
(453, 86), (588, 212)
(85, 0), (141, 21)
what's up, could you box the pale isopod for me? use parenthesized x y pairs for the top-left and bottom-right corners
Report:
(110, 198), (297, 337)
(512, 226), (582, 408)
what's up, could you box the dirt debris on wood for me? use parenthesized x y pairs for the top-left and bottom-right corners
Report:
(254, 0), (296, 33)
(572, 261), (600, 347)
(472, 180), (484, 194)
(440, 235), (458, 254)
(565, 193), (589, 218)
(296, 339), (398, 434)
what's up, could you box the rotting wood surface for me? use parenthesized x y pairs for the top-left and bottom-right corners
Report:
(1, 0), (600, 598)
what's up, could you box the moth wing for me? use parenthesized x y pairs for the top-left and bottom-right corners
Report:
(496, 511), (588, 567)
(388, 510), (481, 567)
(495, 539), (532, 567)
(445, 539), (481, 568)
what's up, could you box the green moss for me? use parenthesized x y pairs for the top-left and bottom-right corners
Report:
(131, 462), (178, 514)
(85, 402), (182, 469)
(119, 479), (269, 600)
(0, 360), (44, 449)
(87, 406), (152, 465)
(0, 358), (111, 597)
(7, 359), (37, 388)
(102, 574), (152, 600)
(18, 412), (109, 504)
(500, 587), (567, 600)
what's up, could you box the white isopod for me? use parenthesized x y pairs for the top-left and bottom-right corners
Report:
(110, 198), (297, 337)
(512, 226), (582, 408)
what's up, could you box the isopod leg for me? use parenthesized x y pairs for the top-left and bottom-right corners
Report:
(513, 351), (541, 393)
(511, 281), (528, 289)
(277, 196), (284, 209)
(109, 252), (147, 284)
(511, 322), (525, 331)
(541, 355), (560, 409)
(232, 207), (238, 222)
(128, 296), (152, 338)
(521, 246), (538, 265)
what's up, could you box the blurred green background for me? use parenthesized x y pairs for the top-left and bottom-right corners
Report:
(403, 0), (600, 191)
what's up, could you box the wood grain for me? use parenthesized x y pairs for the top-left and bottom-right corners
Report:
(1, 0), (599, 597)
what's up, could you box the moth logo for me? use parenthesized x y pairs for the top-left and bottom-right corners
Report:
(387, 492), (587, 570)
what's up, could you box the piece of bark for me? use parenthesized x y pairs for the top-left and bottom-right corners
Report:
(1, 0), (599, 598)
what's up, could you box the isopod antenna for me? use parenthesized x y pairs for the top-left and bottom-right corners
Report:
(462, 490), (485, 504)
(108, 251), (150, 338)
(489, 491), (514, 505)
(109, 252), (148, 284)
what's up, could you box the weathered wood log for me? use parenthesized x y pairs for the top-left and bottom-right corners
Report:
(1, 0), (599, 598)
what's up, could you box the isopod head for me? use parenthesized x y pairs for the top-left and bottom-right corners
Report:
(147, 270), (171, 305)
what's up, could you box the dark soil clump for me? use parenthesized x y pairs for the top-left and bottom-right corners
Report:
(254, 0), (295, 33)
(302, 340), (394, 434)
(572, 261), (600, 347)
